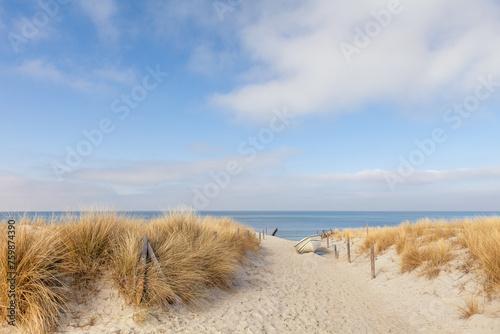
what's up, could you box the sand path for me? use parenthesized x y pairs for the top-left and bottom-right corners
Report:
(173, 235), (418, 334)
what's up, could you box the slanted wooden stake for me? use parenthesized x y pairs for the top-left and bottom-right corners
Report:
(271, 227), (278, 236)
(147, 242), (166, 277)
(371, 246), (376, 279)
(147, 242), (159, 266)
(136, 235), (148, 304)
(347, 238), (351, 263)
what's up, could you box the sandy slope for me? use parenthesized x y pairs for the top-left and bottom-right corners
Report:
(41, 236), (498, 333)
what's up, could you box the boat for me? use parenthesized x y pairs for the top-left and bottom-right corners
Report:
(294, 234), (322, 253)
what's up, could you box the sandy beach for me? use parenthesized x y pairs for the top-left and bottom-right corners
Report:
(34, 235), (495, 333)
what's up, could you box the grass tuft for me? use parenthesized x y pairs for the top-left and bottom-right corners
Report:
(0, 221), (68, 333)
(458, 295), (482, 319)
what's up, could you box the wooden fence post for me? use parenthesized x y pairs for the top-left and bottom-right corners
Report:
(371, 246), (375, 279)
(327, 236), (329, 248)
(347, 238), (351, 263)
(259, 232), (261, 241)
(334, 244), (338, 259)
(136, 235), (148, 305)
(272, 227), (278, 236)
(263, 229), (265, 240)
(147, 242), (167, 278)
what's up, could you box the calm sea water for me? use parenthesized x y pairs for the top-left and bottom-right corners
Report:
(2, 211), (499, 241)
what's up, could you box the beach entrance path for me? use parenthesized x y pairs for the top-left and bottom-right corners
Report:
(156, 235), (462, 334)
(56, 235), (470, 333)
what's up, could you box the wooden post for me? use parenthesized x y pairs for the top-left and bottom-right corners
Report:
(327, 236), (329, 248)
(147, 242), (159, 266)
(213, 231), (217, 240)
(334, 244), (338, 259)
(347, 238), (351, 263)
(262, 229), (265, 240)
(271, 227), (278, 236)
(246, 230), (249, 239)
(136, 235), (148, 305)
(371, 246), (375, 279)
(259, 232), (261, 241)
(147, 242), (166, 278)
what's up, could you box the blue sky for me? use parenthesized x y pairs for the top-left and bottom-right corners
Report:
(1, 0), (500, 211)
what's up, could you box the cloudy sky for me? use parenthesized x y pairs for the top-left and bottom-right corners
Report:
(1, 0), (500, 211)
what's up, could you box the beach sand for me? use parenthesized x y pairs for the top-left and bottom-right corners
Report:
(36, 235), (499, 333)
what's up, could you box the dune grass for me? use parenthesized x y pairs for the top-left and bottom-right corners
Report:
(58, 211), (127, 284)
(334, 216), (500, 289)
(0, 210), (259, 333)
(0, 217), (68, 333)
(458, 218), (500, 292)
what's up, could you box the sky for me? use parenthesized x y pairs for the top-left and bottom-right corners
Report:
(1, 0), (500, 211)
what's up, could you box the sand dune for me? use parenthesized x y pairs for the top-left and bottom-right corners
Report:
(46, 235), (500, 333)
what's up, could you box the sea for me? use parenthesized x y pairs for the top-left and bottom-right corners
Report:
(1, 211), (499, 241)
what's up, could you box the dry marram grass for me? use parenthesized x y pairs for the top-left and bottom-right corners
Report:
(0, 211), (258, 333)
(338, 217), (500, 288)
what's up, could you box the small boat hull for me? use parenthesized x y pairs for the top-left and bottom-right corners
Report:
(294, 235), (321, 253)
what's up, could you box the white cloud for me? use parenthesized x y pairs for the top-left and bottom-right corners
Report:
(2, 164), (500, 211)
(14, 59), (137, 94)
(211, 0), (500, 121)
(305, 166), (500, 185)
(148, 0), (217, 41)
(16, 59), (63, 82)
(394, 166), (500, 185)
(79, 0), (119, 42)
(0, 173), (117, 211)
(91, 66), (137, 85)
(69, 147), (298, 185)
(187, 44), (236, 77)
